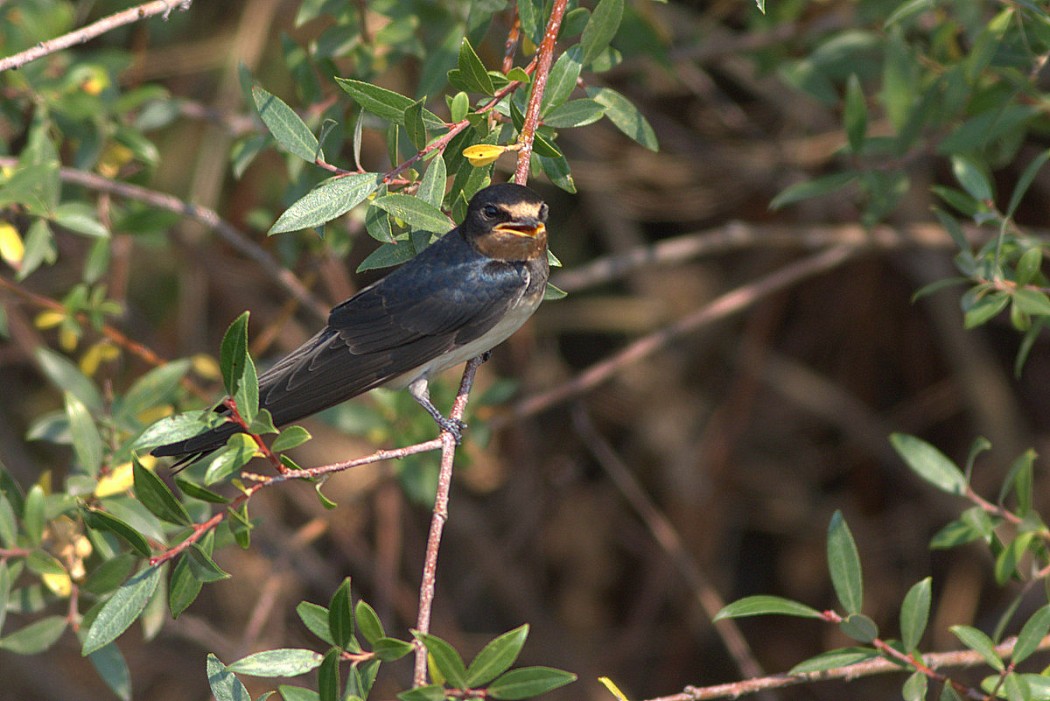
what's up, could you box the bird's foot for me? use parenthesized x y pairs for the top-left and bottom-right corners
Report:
(436, 416), (468, 445)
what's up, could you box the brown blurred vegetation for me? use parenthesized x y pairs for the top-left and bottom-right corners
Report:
(3, 1), (1050, 700)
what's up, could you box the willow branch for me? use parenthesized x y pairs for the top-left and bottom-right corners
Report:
(0, 1), (193, 73)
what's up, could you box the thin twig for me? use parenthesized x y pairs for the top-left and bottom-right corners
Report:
(0, 0), (193, 73)
(0, 157), (329, 322)
(508, 245), (860, 423)
(514, 0), (569, 184)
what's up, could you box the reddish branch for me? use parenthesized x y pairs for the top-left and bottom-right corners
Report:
(514, 0), (569, 184)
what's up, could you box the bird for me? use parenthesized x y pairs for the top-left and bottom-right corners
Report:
(151, 182), (550, 462)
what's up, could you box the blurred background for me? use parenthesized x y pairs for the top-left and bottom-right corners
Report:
(2, 1), (1050, 700)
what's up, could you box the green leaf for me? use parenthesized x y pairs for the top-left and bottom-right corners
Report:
(903, 671), (928, 701)
(1012, 289), (1050, 318)
(23, 484), (46, 547)
(541, 50), (582, 112)
(269, 173), (381, 235)
(964, 292), (1010, 329)
(714, 595), (823, 621)
(416, 632), (468, 689)
(449, 91), (469, 122)
(404, 99), (428, 150)
(278, 685), (320, 701)
(253, 85), (321, 163)
(585, 86), (658, 151)
(83, 508), (152, 558)
(186, 543), (231, 583)
(488, 667), (577, 700)
(951, 155), (993, 202)
(827, 510), (863, 615)
(117, 360), (191, 424)
(199, 434), (257, 486)
(0, 561), (11, 632)
(335, 79), (445, 130)
(372, 637), (415, 661)
(82, 566), (162, 655)
(354, 599), (384, 644)
(52, 202), (110, 238)
(318, 647), (340, 701)
(839, 612), (878, 643)
(951, 625), (1004, 671)
(356, 240), (417, 273)
(466, 624), (529, 687)
(220, 311), (251, 398)
(174, 477), (229, 504)
(36, 347), (103, 413)
(371, 194), (451, 234)
(458, 38), (495, 94)
(418, 155), (447, 210)
(542, 99), (605, 128)
(1012, 605), (1050, 664)
(88, 641), (132, 701)
(580, 0), (624, 66)
(134, 459), (191, 526)
(844, 74), (867, 154)
(900, 577), (931, 651)
(168, 554), (203, 618)
(1008, 150), (1050, 218)
(134, 409), (224, 450)
(396, 684), (446, 701)
(1015, 248), (1042, 287)
(228, 648), (325, 677)
(207, 654), (251, 701)
(889, 433), (967, 495)
(995, 532), (1033, 585)
(999, 449), (1035, 517)
(770, 172), (857, 210)
(788, 647), (878, 674)
(328, 578), (354, 649)
(0, 615), (67, 654)
(271, 425), (312, 453)
(296, 601), (335, 646)
(66, 392), (103, 475)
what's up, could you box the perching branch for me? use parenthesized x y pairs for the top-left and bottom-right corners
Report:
(0, 0), (193, 73)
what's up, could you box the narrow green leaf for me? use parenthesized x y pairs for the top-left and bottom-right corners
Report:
(1007, 150), (1050, 218)
(23, 484), (46, 547)
(354, 599), (384, 644)
(82, 566), (162, 655)
(318, 648), (341, 701)
(133, 409), (225, 451)
(174, 477), (229, 504)
(903, 670), (928, 701)
(541, 50), (582, 112)
(458, 38), (495, 94)
(278, 685), (320, 701)
(133, 459), (191, 526)
(186, 543), (231, 583)
(844, 74), (867, 154)
(117, 360), (191, 424)
(0, 561), (11, 632)
(1012, 289), (1050, 318)
(0, 494), (15, 548)
(900, 577), (931, 651)
(36, 347), (103, 412)
(269, 173), (380, 235)
(168, 554), (203, 618)
(356, 240), (417, 272)
(487, 667), (577, 700)
(207, 654), (251, 701)
(416, 632), (468, 689)
(296, 601), (335, 646)
(1015, 248), (1042, 287)
(202, 434), (257, 486)
(396, 684), (445, 701)
(404, 99), (428, 150)
(466, 624), (529, 687)
(228, 648), (324, 677)
(889, 433), (967, 495)
(373, 636), (414, 661)
(585, 86), (658, 151)
(66, 392), (103, 475)
(83, 508), (152, 558)
(964, 292), (1010, 329)
(713, 595), (823, 620)
(951, 625), (1004, 671)
(88, 641), (132, 701)
(334, 79), (445, 130)
(827, 510), (863, 615)
(839, 613), (878, 643)
(770, 172), (857, 210)
(220, 311), (250, 397)
(328, 578), (354, 649)
(418, 156), (447, 210)
(542, 99), (605, 128)
(0, 615), (67, 654)
(272, 426), (312, 453)
(580, 0), (624, 66)
(994, 532), (1033, 585)
(951, 155), (993, 202)
(788, 647), (878, 675)
(1012, 605), (1050, 664)
(999, 449), (1035, 517)
(253, 85), (321, 163)
(371, 194), (451, 234)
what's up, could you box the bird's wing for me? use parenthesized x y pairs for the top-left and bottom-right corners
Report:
(257, 239), (529, 425)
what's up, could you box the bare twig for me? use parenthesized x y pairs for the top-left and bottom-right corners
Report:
(514, 0), (569, 184)
(508, 245), (860, 423)
(0, 157), (329, 322)
(0, 0), (193, 73)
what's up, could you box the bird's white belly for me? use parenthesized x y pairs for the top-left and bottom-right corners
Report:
(383, 294), (542, 390)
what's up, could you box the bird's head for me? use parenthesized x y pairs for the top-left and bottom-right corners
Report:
(464, 183), (549, 262)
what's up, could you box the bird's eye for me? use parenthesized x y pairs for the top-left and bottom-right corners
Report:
(539, 203), (549, 221)
(482, 204), (500, 219)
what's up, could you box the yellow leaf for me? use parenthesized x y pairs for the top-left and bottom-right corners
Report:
(42, 571), (72, 598)
(97, 141), (135, 178)
(79, 340), (120, 376)
(59, 324), (79, 352)
(35, 310), (67, 329)
(0, 221), (24, 269)
(94, 461), (134, 498)
(598, 677), (631, 701)
(137, 404), (173, 425)
(191, 353), (222, 381)
(463, 144), (508, 167)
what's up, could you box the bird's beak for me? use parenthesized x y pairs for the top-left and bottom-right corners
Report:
(494, 220), (546, 238)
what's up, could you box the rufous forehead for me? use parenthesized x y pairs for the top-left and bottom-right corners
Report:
(500, 201), (545, 219)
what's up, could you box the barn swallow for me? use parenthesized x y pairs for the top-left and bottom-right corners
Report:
(151, 182), (549, 461)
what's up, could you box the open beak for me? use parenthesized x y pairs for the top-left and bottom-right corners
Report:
(494, 220), (546, 238)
